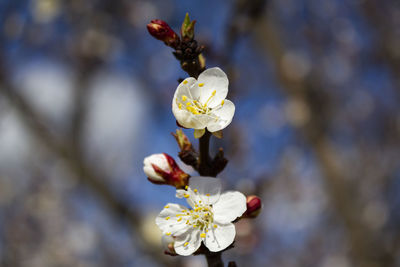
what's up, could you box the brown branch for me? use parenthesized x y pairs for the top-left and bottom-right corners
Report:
(198, 130), (212, 176)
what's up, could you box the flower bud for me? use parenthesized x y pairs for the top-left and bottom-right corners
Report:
(143, 153), (189, 188)
(180, 13), (196, 41)
(162, 235), (177, 256)
(147, 19), (180, 48)
(244, 195), (262, 218)
(172, 129), (192, 151)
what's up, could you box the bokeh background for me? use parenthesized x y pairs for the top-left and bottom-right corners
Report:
(0, 0), (399, 266)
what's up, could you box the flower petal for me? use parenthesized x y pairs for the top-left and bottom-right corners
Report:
(197, 67), (228, 107)
(213, 191), (247, 224)
(206, 99), (235, 132)
(172, 78), (207, 129)
(172, 101), (212, 130)
(204, 223), (235, 252)
(177, 77), (201, 100)
(176, 189), (186, 198)
(143, 165), (163, 182)
(156, 203), (190, 236)
(188, 176), (221, 205)
(174, 228), (202, 256)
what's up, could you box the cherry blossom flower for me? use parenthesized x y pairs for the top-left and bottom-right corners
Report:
(172, 67), (235, 138)
(155, 176), (246, 256)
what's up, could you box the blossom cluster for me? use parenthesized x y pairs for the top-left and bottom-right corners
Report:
(142, 67), (262, 256)
(145, 17), (261, 257)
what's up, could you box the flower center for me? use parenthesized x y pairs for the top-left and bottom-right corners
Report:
(179, 89), (217, 115)
(188, 203), (214, 230)
(169, 187), (219, 239)
(177, 81), (225, 120)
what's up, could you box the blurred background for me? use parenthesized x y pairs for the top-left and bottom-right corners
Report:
(0, 0), (399, 266)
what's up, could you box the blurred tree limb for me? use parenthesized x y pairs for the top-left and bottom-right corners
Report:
(0, 2), (177, 265)
(249, 4), (396, 267)
(0, 62), (176, 267)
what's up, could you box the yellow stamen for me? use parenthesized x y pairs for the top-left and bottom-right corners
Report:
(178, 103), (182, 109)
(184, 242), (189, 247)
(187, 106), (200, 115)
(203, 90), (217, 107)
(198, 83), (204, 87)
(182, 95), (188, 101)
(199, 200), (202, 203)
(213, 224), (218, 228)
(195, 204), (198, 207)
(164, 205), (169, 209)
(200, 233), (206, 238)
(206, 194), (210, 197)
(165, 217), (170, 220)
(206, 229), (209, 232)
(221, 99), (225, 106)
(194, 189), (198, 193)
(186, 102), (192, 106)
(183, 80), (188, 84)
(177, 218), (182, 222)
(193, 225), (197, 228)
(185, 186), (188, 190)
(184, 194), (190, 198)
(166, 232), (171, 236)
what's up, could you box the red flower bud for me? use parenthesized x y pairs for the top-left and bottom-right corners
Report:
(143, 153), (189, 188)
(147, 19), (180, 48)
(244, 195), (262, 218)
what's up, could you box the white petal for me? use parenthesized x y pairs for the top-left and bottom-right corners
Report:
(204, 223), (235, 252)
(172, 100), (211, 130)
(143, 154), (170, 181)
(176, 189), (197, 208)
(143, 154), (169, 170)
(176, 189), (186, 198)
(174, 228), (202, 256)
(143, 165), (164, 182)
(156, 203), (190, 236)
(197, 68), (229, 107)
(172, 100), (200, 129)
(177, 77), (201, 101)
(188, 176), (221, 205)
(206, 100), (235, 132)
(213, 191), (247, 224)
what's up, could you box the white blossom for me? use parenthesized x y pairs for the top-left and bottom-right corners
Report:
(172, 67), (235, 138)
(155, 176), (246, 256)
